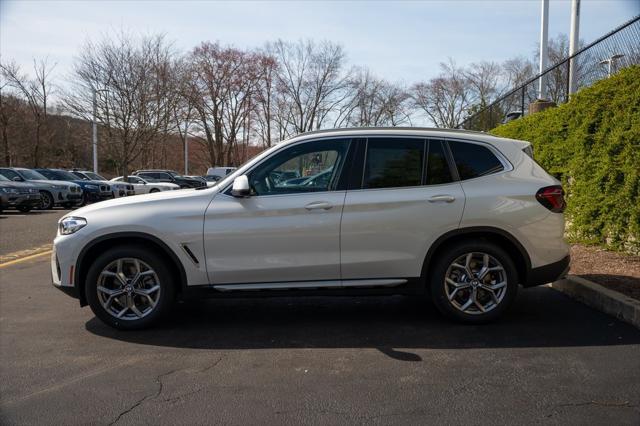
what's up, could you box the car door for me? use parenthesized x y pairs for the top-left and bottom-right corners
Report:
(340, 138), (465, 280)
(203, 138), (352, 285)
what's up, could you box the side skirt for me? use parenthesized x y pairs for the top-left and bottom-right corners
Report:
(180, 278), (425, 300)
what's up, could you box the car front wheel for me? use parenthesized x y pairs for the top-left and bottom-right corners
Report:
(429, 241), (518, 323)
(85, 246), (175, 330)
(39, 191), (54, 210)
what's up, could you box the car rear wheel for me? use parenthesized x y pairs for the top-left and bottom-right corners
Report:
(85, 246), (175, 330)
(39, 191), (54, 210)
(429, 241), (518, 323)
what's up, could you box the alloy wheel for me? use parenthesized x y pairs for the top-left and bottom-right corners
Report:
(443, 252), (507, 315)
(96, 258), (161, 320)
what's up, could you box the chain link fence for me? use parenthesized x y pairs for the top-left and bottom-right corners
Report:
(457, 15), (640, 131)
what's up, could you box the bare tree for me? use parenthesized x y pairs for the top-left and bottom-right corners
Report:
(411, 60), (470, 128)
(65, 32), (179, 176)
(0, 59), (56, 166)
(270, 39), (351, 135)
(338, 68), (411, 127)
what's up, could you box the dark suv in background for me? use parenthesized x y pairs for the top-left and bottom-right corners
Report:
(133, 170), (206, 188)
(35, 169), (112, 205)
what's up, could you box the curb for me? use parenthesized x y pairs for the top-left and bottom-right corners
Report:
(551, 275), (640, 329)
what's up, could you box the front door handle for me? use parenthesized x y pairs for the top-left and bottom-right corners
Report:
(428, 195), (456, 203)
(305, 201), (334, 210)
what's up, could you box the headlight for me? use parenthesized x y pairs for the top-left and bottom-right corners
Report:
(84, 184), (98, 190)
(58, 216), (87, 235)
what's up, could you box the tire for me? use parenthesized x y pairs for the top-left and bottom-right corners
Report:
(149, 188), (160, 193)
(39, 191), (54, 210)
(62, 202), (73, 209)
(429, 241), (518, 324)
(17, 205), (32, 213)
(85, 245), (176, 330)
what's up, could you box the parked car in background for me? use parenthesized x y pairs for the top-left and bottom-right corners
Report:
(203, 175), (222, 186)
(133, 170), (206, 188)
(0, 167), (82, 210)
(52, 128), (569, 330)
(0, 174), (42, 213)
(110, 176), (180, 194)
(34, 168), (110, 207)
(206, 167), (236, 180)
(71, 170), (134, 198)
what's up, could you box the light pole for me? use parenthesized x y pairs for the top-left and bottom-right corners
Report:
(568, 0), (581, 95)
(91, 88), (108, 173)
(599, 54), (625, 77)
(538, 0), (549, 100)
(183, 121), (189, 175)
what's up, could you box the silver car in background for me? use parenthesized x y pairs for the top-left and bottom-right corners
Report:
(0, 167), (82, 209)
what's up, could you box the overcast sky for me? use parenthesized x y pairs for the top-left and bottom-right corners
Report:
(1, 0), (638, 87)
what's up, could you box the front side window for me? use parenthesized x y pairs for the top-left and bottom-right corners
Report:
(248, 139), (349, 196)
(449, 141), (504, 180)
(363, 138), (424, 189)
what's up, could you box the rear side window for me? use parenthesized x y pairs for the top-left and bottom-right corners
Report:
(449, 141), (504, 180)
(363, 139), (424, 189)
(426, 140), (453, 185)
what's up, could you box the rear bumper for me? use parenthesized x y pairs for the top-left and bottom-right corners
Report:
(524, 255), (570, 287)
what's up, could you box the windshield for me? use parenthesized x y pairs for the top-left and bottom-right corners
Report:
(216, 142), (283, 188)
(84, 172), (106, 181)
(39, 169), (78, 181)
(20, 169), (48, 180)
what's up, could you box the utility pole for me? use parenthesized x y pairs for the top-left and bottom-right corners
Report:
(184, 121), (189, 175)
(568, 0), (581, 96)
(538, 0), (549, 100)
(92, 89), (98, 173)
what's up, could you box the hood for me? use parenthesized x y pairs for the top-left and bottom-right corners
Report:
(73, 179), (111, 188)
(67, 185), (220, 218)
(0, 180), (39, 189)
(30, 179), (80, 189)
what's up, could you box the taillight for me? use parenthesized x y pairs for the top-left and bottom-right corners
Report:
(536, 185), (566, 213)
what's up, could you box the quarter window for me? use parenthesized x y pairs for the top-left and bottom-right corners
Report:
(426, 140), (453, 185)
(363, 139), (424, 189)
(449, 141), (504, 180)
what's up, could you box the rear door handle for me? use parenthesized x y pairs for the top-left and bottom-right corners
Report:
(305, 201), (334, 210)
(428, 195), (456, 203)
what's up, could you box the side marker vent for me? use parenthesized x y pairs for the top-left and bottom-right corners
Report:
(181, 244), (200, 265)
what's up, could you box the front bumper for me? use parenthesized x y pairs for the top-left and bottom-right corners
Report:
(4, 193), (41, 208)
(524, 255), (570, 287)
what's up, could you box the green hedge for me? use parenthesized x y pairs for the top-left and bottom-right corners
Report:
(492, 66), (640, 254)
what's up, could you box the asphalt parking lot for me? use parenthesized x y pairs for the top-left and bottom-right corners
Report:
(1, 214), (640, 425)
(0, 209), (66, 256)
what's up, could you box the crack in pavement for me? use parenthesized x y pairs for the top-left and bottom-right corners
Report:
(556, 400), (635, 408)
(108, 369), (179, 426)
(108, 356), (225, 425)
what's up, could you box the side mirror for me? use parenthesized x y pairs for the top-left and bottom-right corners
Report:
(231, 175), (250, 197)
(12, 176), (23, 182)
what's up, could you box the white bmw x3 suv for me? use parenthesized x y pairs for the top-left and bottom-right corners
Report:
(52, 128), (569, 329)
